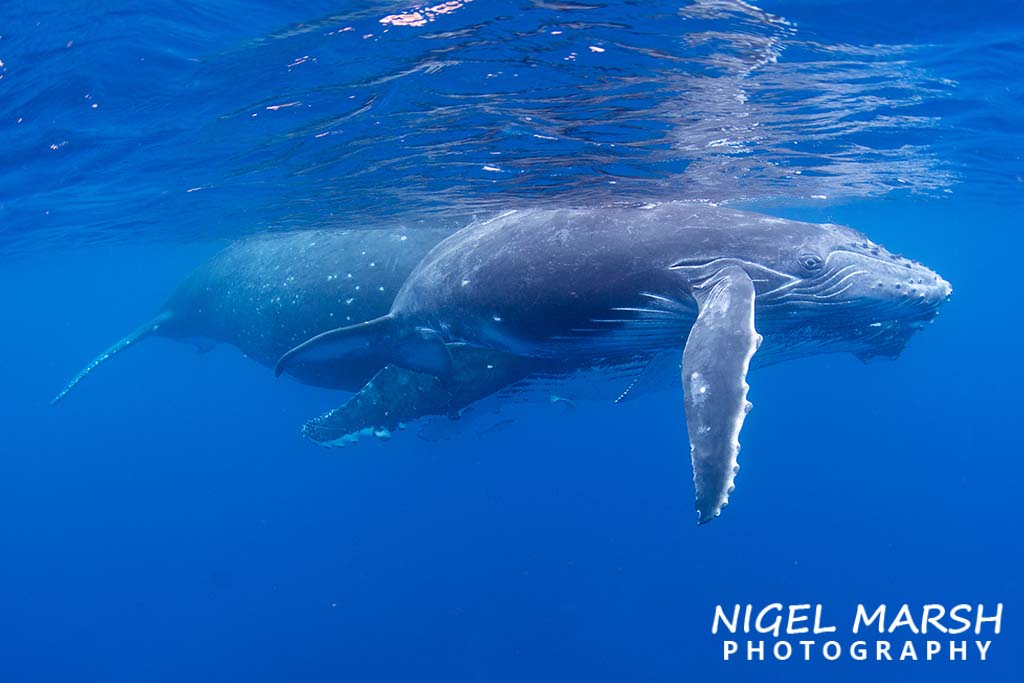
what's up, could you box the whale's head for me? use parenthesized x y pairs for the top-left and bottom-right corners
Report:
(666, 212), (952, 362)
(750, 221), (952, 360)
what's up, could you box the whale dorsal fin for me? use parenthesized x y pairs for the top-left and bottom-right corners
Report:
(682, 265), (761, 524)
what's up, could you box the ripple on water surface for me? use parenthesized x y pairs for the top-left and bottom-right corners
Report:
(0, 0), (1020, 253)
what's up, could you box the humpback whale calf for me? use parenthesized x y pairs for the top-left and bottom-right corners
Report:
(52, 227), (452, 402)
(278, 203), (952, 523)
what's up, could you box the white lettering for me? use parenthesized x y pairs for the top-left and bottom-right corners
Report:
(976, 603), (1003, 635)
(948, 604), (972, 634)
(889, 605), (920, 634)
(756, 604), (783, 637)
(787, 604), (810, 634)
(922, 604), (947, 633)
(854, 604), (885, 633)
(713, 605), (740, 634)
(814, 604), (837, 633)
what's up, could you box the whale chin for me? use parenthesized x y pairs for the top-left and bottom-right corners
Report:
(852, 318), (934, 362)
(854, 342), (910, 363)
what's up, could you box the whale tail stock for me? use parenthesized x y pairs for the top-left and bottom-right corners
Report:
(51, 311), (174, 405)
(275, 314), (453, 382)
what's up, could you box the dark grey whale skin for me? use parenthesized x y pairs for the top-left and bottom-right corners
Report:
(159, 228), (455, 389)
(280, 203), (953, 522)
(52, 227), (451, 402)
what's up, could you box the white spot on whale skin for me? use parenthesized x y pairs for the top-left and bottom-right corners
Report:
(323, 426), (376, 447)
(688, 371), (708, 405)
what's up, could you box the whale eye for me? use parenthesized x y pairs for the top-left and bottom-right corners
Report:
(800, 254), (823, 272)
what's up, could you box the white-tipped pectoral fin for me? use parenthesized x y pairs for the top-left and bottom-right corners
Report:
(681, 266), (760, 524)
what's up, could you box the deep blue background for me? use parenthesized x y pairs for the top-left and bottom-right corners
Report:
(1, 1), (1022, 681)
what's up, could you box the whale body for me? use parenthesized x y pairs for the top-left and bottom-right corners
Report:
(54, 204), (952, 523)
(52, 227), (451, 402)
(278, 203), (952, 522)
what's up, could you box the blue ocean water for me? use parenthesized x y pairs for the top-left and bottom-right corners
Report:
(1, 1), (1021, 681)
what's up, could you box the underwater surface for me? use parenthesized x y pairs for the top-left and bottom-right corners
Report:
(1, 0), (1021, 681)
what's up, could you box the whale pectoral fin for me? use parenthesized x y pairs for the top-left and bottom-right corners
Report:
(275, 315), (452, 380)
(303, 348), (535, 447)
(303, 364), (450, 446)
(682, 265), (760, 525)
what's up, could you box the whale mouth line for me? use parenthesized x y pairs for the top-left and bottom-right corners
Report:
(670, 257), (800, 297)
(669, 257), (792, 281)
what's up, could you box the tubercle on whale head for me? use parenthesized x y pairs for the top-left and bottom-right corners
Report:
(675, 220), (952, 364)
(754, 224), (952, 325)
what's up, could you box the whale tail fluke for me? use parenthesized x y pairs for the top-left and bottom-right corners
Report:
(275, 315), (453, 382)
(51, 311), (174, 405)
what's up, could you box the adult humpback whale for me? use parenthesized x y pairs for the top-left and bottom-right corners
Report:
(278, 203), (952, 523)
(52, 227), (452, 402)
